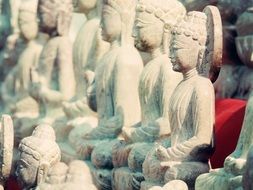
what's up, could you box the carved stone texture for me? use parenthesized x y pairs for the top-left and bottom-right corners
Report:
(142, 6), (222, 189)
(195, 93), (253, 190)
(15, 124), (61, 189)
(0, 115), (14, 185)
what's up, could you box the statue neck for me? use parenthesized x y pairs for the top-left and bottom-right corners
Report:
(183, 68), (198, 80)
(111, 40), (120, 49)
(87, 9), (97, 20)
(151, 48), (163, 59)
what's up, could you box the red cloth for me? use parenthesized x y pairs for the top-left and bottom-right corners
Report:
(210, 99), (246, 168)
(5, 176), (21, 190)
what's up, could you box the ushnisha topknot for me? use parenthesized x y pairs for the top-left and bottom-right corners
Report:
(136, 0), (186, 33)
(172, 11), (208, 46)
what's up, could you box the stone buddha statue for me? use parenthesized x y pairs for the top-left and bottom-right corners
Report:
(15, 124), (61, 190)
(62, 0), (110, 118)
(56, 0), (110, 162)
(75, 0), (143, 188)
(122, 0), (185, 143)
(1, 0), (48, 118)
(112, 0), (186, 189)
(29, 0), (76, 123)
(141, 6), (222, 189)
(76, 0), (143, 155)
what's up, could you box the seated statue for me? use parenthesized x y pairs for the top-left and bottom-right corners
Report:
(15, 124), (61, 189)
(141, 6), (222, 189)
(29, 0), (76, 124)
(76, 0), (143, 188)
(111, 0), (186, 189)
(121, 0), (185, 144)
(76, 0), (143, 156)
(195, 92), (253, 190)
(62, 0), (109, 119)
(56, 0), (110, 162)
(0, 115), (14, 189)
(1, 0), (49, 143)
(2, 0), (48, 113)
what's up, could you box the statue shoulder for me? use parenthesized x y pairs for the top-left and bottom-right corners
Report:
(194, 76), (214, 97)
(116, 46), (143, 68)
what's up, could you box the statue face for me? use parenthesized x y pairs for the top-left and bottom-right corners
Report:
(73, 0), (97, 14)
(101, 5), (121, 43)
(16, 153), (40, 189)
(170, 34), (200, 73)
(133, 11), (163, 52)
(18, 11), (38, 41)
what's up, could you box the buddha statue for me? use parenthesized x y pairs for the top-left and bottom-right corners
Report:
(141, 6), (222, 189)
(77, 0), (143, 155)
(1, 0), (48, 119)
(29, 0), (76, 123)
(195, 90), (253, 189)
(76, 0), (143, 188)
(112, 0), (186, 189)
(62, 0), (110, 118)
(15, 124), (61, 189)
(56, 0), (110, 162)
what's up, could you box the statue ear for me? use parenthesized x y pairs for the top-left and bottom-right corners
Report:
(57, 11), (69, 36)
(36, 162), (50, 185)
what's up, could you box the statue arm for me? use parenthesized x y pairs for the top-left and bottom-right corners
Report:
(166, 82), (215, 161)
(36, 38), (76, 104)
(57, 38), (76, 100)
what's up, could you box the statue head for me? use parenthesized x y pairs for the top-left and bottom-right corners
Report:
(170, 6), (222, 82)
(101, 0), (136, 45)
(18, 0), (39, 41)
(170, 11), (208, 74)
(133, 0), (185, 53)
(16, 124), (61, 189)
(38, 0), (72, 36)
(72, 0), (98, 14)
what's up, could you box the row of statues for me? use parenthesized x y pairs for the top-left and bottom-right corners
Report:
(0, 0), (252, 189)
